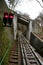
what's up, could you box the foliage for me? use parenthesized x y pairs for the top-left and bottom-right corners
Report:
(0, 18), (4, 31)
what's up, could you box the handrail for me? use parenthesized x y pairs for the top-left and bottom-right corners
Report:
(31, 32), (43, 42)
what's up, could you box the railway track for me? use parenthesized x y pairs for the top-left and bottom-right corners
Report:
(7, 31), (43, 65)
(18, 31), (43, 65)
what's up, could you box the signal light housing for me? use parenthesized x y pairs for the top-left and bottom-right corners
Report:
(8, 12), (14, 25)
(3, 12), (8, 25)
(9, 13), (14, 19)
(3, 12), (14, 26)
(4, 15), (8, 18)
(4, 12), (8, 18)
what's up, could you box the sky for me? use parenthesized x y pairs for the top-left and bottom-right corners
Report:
(5, 0), (43, 20)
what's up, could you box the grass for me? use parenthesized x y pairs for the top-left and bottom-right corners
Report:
(0, 18), (4, 61)
(0, 18), (14, 65)
(0, 18), (9, 63)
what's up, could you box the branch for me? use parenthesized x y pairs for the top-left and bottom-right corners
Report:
(36, 0), (43, 8)
(14, 0), (19, 7)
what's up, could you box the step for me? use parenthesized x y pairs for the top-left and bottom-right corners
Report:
(8, 63), (18, 65)
(10, 52), (18, 54)
(9, 59), (18, 63)
(10, 56), (18, 59)
(10, 51), (18, 53)
(11, 50), (18, 52)
(10, 54), (18, 56)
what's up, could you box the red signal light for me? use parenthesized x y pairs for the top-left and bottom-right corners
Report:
(4, 12), (8, 18)
(9, 15), (13, 18)
(4, 15), (8, 18)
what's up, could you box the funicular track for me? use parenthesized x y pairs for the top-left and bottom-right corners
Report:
(18, 31), (43, 65)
